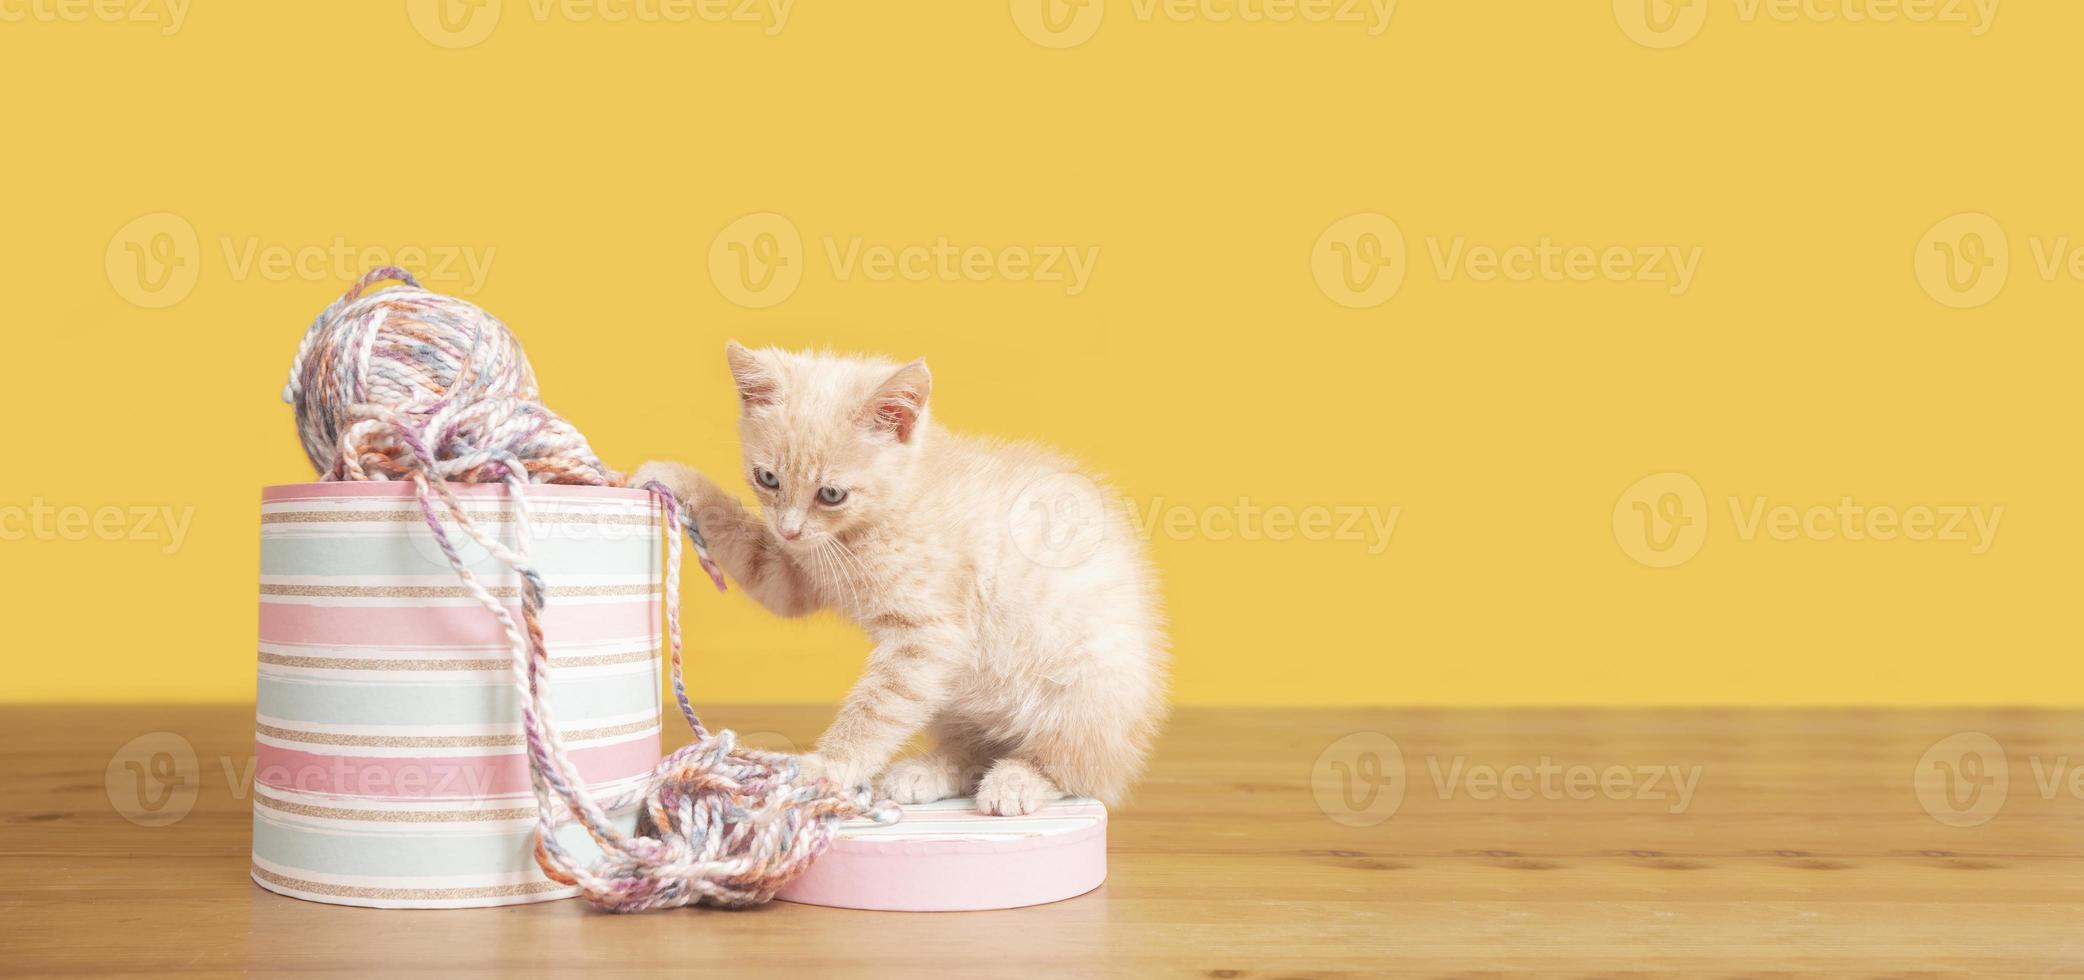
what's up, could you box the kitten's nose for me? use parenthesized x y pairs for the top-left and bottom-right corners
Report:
(779, 526), (803, 541)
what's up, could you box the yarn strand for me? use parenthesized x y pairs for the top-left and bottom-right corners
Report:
(283, 267), (893, 912)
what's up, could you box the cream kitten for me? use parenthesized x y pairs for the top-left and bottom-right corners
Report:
(633, 343), (1167, 816)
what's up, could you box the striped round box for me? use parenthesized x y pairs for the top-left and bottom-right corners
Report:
(777, 798), (1108, 912)
(253, 482), (666, 909)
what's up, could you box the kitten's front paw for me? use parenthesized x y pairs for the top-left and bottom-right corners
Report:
(976, 759), (1061, 816)
(796, 753), (875, 790)
(629, 460), (694, 499)
(881, 756), (963, 805)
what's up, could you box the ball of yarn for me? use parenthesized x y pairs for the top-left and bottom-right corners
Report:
(282, 266), (612, 487)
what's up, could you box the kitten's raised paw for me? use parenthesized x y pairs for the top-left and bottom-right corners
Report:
(628, 460), (694, 498)
(880, 756), (963, 805)
(976, 759), (1061, 816)
(796, 753), (875, 790)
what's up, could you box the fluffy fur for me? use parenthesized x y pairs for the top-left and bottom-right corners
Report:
(633, 344), (1167, 815)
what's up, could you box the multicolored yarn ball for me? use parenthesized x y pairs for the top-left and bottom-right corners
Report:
(282, 267), (893, 912)
(283, 269), (610, 486)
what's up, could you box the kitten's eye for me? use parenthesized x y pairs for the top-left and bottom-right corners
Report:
(817, 486), (848, 506)
(755, 467), (780, 490)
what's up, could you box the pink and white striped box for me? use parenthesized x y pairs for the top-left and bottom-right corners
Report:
(252, 482), (666, 909)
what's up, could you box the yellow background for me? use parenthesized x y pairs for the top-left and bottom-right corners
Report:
(2, 1), (2076, 705)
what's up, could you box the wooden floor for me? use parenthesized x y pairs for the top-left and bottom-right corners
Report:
(3, 705), (2081, 977)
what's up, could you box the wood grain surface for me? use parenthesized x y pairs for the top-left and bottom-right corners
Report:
(3, 705), (2080, 977)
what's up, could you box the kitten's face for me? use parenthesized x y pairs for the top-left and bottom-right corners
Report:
(726, 344), (931, 550)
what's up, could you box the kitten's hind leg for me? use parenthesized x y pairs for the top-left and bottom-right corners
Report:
(975, 758), (1063, 816)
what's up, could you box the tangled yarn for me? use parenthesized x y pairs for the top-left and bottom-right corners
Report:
(283, 271), (588, 484)
(283, 267), (893, 911)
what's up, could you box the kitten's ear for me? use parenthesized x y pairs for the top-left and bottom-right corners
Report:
(861, 359), (931, 444)
(725, 342), (779, 410)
